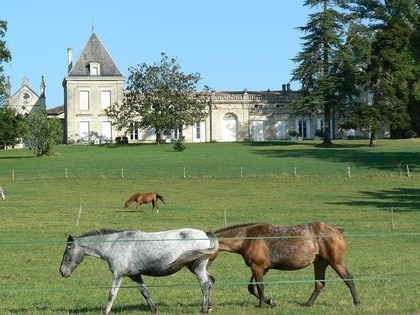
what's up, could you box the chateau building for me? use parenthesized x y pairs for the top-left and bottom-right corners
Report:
(8, 31), (387, 144)
(61, 31), (321, 144)
(63, 32), (125, 144)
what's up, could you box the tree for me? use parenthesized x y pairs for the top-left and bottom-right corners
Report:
(106, 53), (211, 143)
(0, 107), (25, 148)
(291, 0), (360, 145)
(347, 0), (419, 146)
(23, 109), (63, 156)
(0, 20), (12, 107)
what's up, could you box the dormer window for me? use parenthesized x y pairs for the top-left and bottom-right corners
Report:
(89, 62), (101, 75)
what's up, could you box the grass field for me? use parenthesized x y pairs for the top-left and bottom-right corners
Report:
(0, 139), (419, 314)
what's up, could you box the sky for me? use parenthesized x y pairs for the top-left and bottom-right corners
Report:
(3, 1), (313, 108)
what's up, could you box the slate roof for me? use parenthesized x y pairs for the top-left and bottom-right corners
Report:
(68, 32), (123, 76)
(47, 105), (64, 115)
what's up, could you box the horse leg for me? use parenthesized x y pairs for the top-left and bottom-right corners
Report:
(250, 266), (274, 308)
(247, 274), (276, 307)
(306, 259), (329, 306)
(129, 274), (157, 313)
(330, 263), (361, 305)
(188, 261), (214, 313)
(103, 275), (123, 315)
(152, 200), (158, 213)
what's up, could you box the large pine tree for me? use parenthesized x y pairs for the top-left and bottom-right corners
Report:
(291, 0), (359, 145)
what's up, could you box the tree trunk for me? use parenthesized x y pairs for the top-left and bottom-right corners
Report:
(369, 131), (376, 147)
(322, 103), (333, 146)
(155, 130), (161, 144)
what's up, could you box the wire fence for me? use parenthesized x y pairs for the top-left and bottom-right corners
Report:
(0, 232), (419, 294)
(0, 162), (417, 181)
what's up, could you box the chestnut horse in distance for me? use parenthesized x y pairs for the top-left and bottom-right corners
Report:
(208, 222), (360, 308)
(124, 192), (166, 213)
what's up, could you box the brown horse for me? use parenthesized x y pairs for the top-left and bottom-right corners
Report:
(123, 192), (166, 213)
(208, 222), (360, 308)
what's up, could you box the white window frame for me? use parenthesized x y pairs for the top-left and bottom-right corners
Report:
(79, 91), (89, 110)
(101, 90), (111, 110)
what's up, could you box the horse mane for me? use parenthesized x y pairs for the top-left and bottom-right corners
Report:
(214, 223), (267, 234)
(79, 228), (124, 238)
(128, 193), (141, 200)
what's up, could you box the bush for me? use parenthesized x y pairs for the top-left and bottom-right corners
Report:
(173, 139), (186, 151)
(288, 129), (298, 137)
(115, 136), (129, 144)
(404, 130), (417, 139)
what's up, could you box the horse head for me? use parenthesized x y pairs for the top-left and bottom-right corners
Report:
(59, 235), (85, 277)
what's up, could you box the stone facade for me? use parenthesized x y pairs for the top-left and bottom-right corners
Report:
(63, 32), (125, 144)
(6, 76), (46, 116)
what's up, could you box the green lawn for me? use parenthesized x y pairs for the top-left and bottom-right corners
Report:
(0, 139), (419, 314)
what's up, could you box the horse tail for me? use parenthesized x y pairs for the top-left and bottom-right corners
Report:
(169, 232), (219, 270)
(157, 194), (166, 204)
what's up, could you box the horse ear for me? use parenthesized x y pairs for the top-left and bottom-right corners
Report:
(66, 234), (74, 242)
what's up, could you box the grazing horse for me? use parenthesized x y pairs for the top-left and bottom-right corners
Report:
(123, 192), (165, 213)
(60, 228), (218, 314)
(208, 222), (360, 308)
(0, 186), (5, 200)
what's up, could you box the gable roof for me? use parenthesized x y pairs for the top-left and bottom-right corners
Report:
(68, 32), (123, 76)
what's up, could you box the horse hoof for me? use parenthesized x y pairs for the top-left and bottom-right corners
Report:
(268, 298), (276, 307)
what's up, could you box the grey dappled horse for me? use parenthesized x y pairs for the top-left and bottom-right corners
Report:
(60, 228), (218, 314)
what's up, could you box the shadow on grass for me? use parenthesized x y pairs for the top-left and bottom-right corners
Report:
(8, 303), (152, 314)
(244, 140), (367, 148)
(0, 155), (33, 159)
(245, 141), (419, 173)
(327, 187), (420, 212)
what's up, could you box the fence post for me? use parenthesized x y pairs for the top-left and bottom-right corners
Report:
(240, 166), (243, 178)
(65, 168), (68, 179)
(294, 165), (297, 177)
(406, 164), (410, 177)
(121, 166), (124, 179)
(76, 203), (83, 227)
(391, 207), (395, 230)
(12, 169), (15, 181)
(183, 166), (186, 179)
(347, 166), (351, 178)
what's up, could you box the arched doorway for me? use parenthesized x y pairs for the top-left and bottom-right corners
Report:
(222, 113), (237, 142)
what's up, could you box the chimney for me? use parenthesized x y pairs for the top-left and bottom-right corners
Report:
(282, 84), (286, 92)
(287, 83), (291, 92)
(67, 48), (73, 73)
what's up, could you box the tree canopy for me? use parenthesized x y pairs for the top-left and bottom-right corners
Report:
(0, 20), (12, 107)
(292, 0), (420, 146)
(23, 109), (63, 156)
(0, 107), (25, 148)
(106, 53), (212, 143)
(291, 0), (359, 145)
(346, 0), (420, 145)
